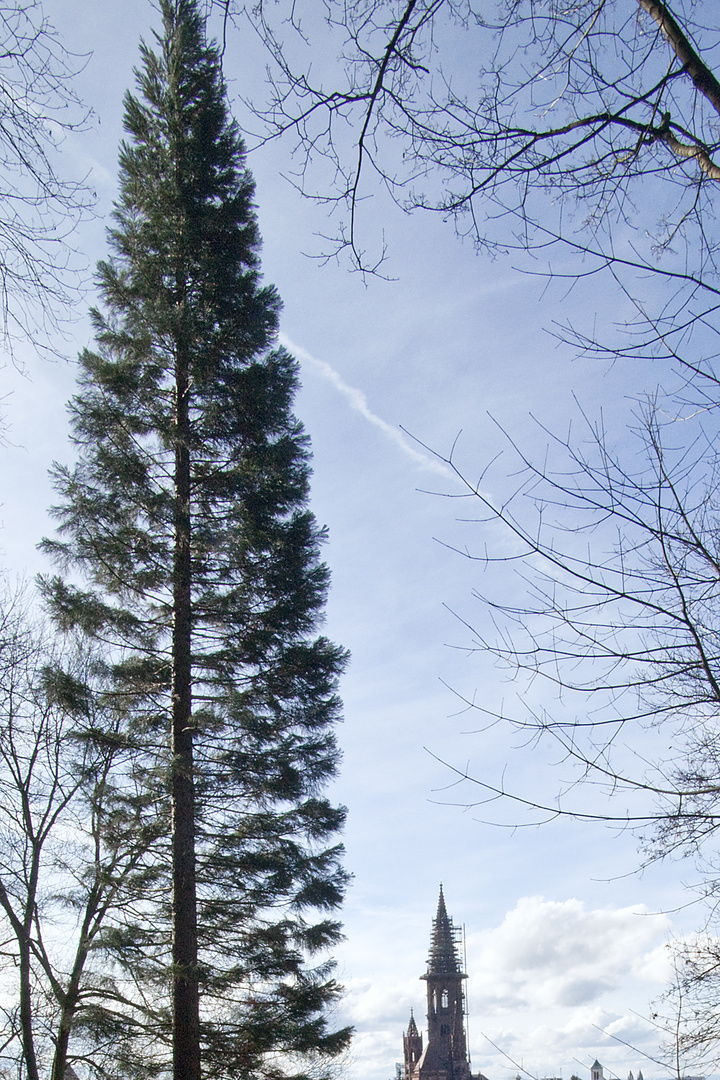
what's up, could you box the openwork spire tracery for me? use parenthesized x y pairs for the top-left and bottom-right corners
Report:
(427, 886), (462, 975)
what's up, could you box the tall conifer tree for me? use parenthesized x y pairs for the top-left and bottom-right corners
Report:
(41, 3), (350, 1078)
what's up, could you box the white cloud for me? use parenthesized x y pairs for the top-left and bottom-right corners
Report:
(468, 897), (673, 1013)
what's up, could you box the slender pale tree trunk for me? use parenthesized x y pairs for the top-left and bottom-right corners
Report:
(51, 889), (98, 1080)
(19, 927), (40, 1080)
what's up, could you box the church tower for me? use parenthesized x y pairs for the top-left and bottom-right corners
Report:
(403, 887), (474, 1080)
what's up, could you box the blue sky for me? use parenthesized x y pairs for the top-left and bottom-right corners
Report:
(1, 3), (711, 1080)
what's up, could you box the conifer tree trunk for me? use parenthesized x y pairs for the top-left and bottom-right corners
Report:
(172, 332), (200, 1080)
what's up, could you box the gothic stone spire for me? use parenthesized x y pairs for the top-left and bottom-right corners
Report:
(427, 884), (462, 976)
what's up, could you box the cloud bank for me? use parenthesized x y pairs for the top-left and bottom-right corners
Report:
(469, 896), (672, 1012)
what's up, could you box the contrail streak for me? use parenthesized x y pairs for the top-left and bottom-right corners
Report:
(281, 334), (453, 479)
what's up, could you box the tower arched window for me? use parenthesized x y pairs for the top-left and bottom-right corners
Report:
(441, 990), (449, 1010)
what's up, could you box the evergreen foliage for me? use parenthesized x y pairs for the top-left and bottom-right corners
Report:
(40, 3), (350, 1077)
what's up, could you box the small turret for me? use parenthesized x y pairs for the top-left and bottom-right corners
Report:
(404, 1009), (423, 1079)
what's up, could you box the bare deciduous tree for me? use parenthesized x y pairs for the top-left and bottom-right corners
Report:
(419, 400), (720, 853)
(228, 1), (720, 279)
(0, 1), (90, 353)
(0, 584), (162, 1080)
